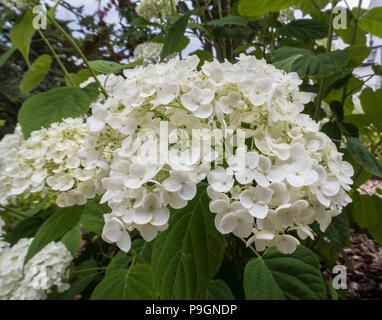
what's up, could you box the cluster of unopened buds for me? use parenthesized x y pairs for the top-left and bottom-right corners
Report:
(0, 54), (353, 255)
(135, 0), (178, 22)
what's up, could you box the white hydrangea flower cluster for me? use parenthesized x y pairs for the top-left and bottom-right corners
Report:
(134, 42), (164, 64)
(0, 118), (107, 208)
(135, 0), (177, 21)
(0, 237), (72, 300)
(0, 124), (24, 206)
(78, 54), (353, 254)
(278, 8), (295, 24)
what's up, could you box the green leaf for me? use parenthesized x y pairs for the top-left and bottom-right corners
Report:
(207, 16), (248, 27)
(373, 64), (382, 76)
(244, 245), (326, 300)
(19, 54), (52, 94)
(80, 202), (104, 236)
(348, 193), (382, 246)
(9, 217), (43, 245)
(18, 83), (99, 138)
(359, 6), (382, 38)
(324, 209), (351, 249)
(10, 9), (35, 65)
(360, 87), (382, 131)
(206, 280), (235, 300)
(347, 137), (382, 178)
(152, 185), (226, 299)
(343, 150), (372, 187)
(279, 19), (329, 42)
(106, 251), (132, 275)
(132, 239), (152, 264)
(307, 236), (339, 269)
(65, 69), (93, 87)
(238, 0), (304, 16)
(88, 60), (142, 74)
(272, 47), (350, 77)
(24, 206), (84, 263)
(61, 226), (82, 256)
(345, 45), (372, 69)
(91, 264), (158, 300)
(160, 15), (190, 61)
(300, 0), (330, 15)
(0, 45), (16, 69)
(189, 50), (213, 69)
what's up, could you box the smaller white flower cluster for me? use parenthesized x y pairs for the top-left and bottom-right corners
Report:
(0, 236), (73, 300)
(0, 124), (24, 206)
(135, 0), (177, 21)
(134, 42), (164, 64)
(0, 118), (107, 208)
(278, 8), (295, 24)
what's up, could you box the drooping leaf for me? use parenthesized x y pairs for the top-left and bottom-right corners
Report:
(279, 19), (328, 42)
(272, 47), (350, 77)
(244, 245), (326, 300)
(18, 83), (99, 138)
(347, 137), (382, 178)
(152, 185), (226, 299)
(88, 60), (142, 74)
(61, 226), (82, 256)
(348, 193), (382, 246)
(0, 45), (16, 69)
(91, 264), (158, 300)
(19, 54), (52, 94)
(9, 9), (35, 65)
(360, 87), (382, 131)
(206, 280), (235, 300)
(324, 209), (351, 249)
(207, 16), (248, 27)
(24, 206), (84, 263)
(359, 6), (382, 38)
(160, 15), (190, 60)
(9, 217), (43, 245)
(238, 0), (304, 16)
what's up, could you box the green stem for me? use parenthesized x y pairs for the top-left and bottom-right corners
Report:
(71, 267), (107, 274)
(129, 248), (149, 265)
(37, 29), (76, 86)
(314, 1), (337, 121)
(217, 0), (226, 60)
(46, 14), (108, 98)
(240, 238), (262, 259)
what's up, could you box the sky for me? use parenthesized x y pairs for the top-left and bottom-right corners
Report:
(55, 0), (375, 57)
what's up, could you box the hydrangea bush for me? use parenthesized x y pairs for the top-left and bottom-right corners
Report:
(0, 0), (381, 300)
